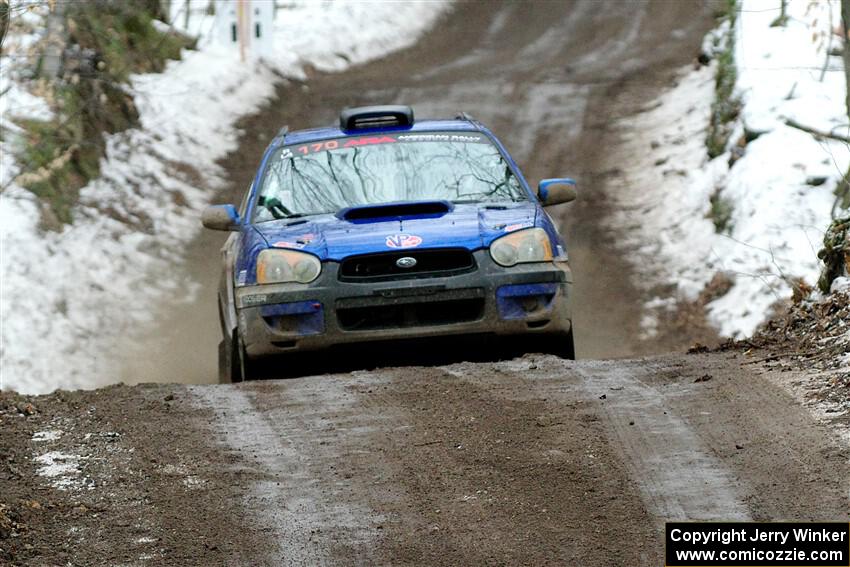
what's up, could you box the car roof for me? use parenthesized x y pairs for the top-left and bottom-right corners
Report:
(279, 119), (484, 146)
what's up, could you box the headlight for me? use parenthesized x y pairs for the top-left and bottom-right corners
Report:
(256, 249), (321, 284)
(489, 228), (553, 267)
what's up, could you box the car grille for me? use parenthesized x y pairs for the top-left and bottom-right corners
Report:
(337, 298), (484, 331)
(335, 288), (485, 331)
(338, 248), (475, 282)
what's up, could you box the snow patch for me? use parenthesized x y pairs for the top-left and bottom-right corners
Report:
(34, 451), (92, 490)
(32, 429), (63, 442)
(35, 451), (79, 477)
(831, 277), (850, 294)
(610, 0), (848, 338)
(160, 462), (206, 488)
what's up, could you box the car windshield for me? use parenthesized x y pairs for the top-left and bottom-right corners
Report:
(253, 131), (526, 222)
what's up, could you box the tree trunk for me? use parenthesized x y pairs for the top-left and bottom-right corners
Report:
(160, 0), (172, 24)
(839, 1), (850, 215)
(40, 1), (65, 79)
(843, 0), (850, 120)
(0, 1), (9, 53)
(139, 0), (166, 21)
(771, 0), (789, 27)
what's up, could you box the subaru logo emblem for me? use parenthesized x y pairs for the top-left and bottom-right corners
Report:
(396, 256), (417, 269)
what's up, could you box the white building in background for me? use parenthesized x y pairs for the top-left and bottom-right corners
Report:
(214, 0), (274, 60)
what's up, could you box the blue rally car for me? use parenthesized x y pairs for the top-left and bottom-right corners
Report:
(203, 106), (577, 381)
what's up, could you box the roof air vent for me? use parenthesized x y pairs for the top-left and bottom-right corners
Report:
(339, 105), (414, 131)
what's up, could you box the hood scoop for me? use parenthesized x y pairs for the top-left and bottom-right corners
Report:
(337, 200), (453, 223)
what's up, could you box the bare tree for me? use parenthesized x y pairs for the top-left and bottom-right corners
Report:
(771, 0), (789, 27)
(0, 0), (9, 53)
(843, 0), (850, 119)
(839, 0), (850, 211)
(40, 0), (65, 79)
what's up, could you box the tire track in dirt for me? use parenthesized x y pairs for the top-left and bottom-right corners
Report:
(188, 354), (848, 565)
(192, 362), (661, 565)
(638, 355), (850, 521)
(573, 360), (751, 521)
(370, 362), (660, 566)
(192, 375), (409, 566)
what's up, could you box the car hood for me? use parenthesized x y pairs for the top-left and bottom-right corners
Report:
(251, 203), (538, 261)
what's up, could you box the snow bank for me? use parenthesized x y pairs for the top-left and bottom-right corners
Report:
(1, 1), (451, 394)
(609, 0), (849, 338)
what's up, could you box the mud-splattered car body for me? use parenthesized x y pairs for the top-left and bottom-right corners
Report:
(203, 106), (577, 381)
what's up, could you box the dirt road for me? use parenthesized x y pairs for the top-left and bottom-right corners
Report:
(3, 353), (848, 565)
(3, 2), (848, 565)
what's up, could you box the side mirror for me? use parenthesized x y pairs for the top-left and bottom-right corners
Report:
(537, 178), (577, 207)
(202, 204), (240, 231)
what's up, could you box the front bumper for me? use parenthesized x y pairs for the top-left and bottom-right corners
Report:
(236, 250), (573, 357)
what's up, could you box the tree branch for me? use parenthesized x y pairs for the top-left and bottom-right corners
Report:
(784, 119), (850, 143)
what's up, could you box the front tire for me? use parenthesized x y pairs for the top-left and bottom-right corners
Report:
(539, 327), (576, 360)
(237, 334), (259, 381)
(219, 330), (243, 383)
(561, 328), (576, 360)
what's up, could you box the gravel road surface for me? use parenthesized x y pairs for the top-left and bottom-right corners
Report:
(3, 353), (848, 565)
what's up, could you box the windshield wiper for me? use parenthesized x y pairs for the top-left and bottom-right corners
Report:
(258, 196), (298, 219)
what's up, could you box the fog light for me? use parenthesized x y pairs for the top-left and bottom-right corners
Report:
(520, 297), (540, 312)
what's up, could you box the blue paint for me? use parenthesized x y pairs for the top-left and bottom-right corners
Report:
(496, 283), (558, 320)
(260, 301), (321, 317)
(260, 301), (324, 336)
(538, 178), (576, 192)
(209, 204), (240, 224)
(336, 200), (454, 222)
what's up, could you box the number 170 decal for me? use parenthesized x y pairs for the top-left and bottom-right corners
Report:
(297, 140), (340, 154)
(287, 136), (399, 156)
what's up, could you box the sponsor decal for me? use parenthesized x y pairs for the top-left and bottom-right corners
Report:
(272, 240), (306, 249)
(282, 132), (490, 157)
(342, 136), (397, 148)
(289, 137), (397, 156)
(242, 294), (267, 306)
(503, 222), (533, 232)
(386, 234), (422, 249)
(397, 134), (484, 143)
